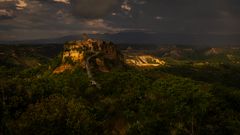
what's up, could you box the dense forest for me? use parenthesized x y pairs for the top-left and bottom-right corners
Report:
(0, 45), (240, 135)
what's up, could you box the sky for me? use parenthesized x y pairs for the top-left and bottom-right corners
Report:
(0, 0), (240, 44)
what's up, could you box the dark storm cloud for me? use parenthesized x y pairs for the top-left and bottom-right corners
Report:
(0, 1), (16, 20)
(70, 0), (119, 18)
(0, 15), (14, 20)
(118, 0), (240, 33)
(0, 0), (127, 40)
(0, 0), (239, 44)
(0, 24), (17, 31)
(142, 0), (233, 19)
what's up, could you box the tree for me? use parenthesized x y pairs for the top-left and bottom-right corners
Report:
(151, 76), (211, 135)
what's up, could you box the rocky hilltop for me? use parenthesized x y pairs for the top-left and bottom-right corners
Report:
(54, 38), (123, 74)
(205, 48), (223, 56)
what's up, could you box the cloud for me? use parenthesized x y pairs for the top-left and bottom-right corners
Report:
(155, 16), (163, 20)
(0, 9), (13, 16)
(83, 19), (127, 33)
(0, 0), (128, 40)
(85, 19), (106, 27)
(70, 0), (118, 18)
(134, 0), (146, 5)
(0, 9), (14, 19)
(0, 0), (27, 10)
(121, 0), (131, 11)
(0, 0), (240, 43)
(16, 0), (27, 10)
(0, 0), (15, 2)
(53, 0), (70, 4)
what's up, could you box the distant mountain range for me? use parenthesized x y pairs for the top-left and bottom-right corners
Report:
(1, 31), (240, 46)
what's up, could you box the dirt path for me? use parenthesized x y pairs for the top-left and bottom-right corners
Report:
(85, 52), (101, 89)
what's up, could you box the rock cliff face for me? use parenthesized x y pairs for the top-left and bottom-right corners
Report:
(125, 55), (165, 67)
(54, 38), (123, 73)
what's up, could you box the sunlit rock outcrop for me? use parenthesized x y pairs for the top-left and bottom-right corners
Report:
(54, 38), (123, 73)
(125, 55), (165, 67)
(205, 48), (223, 55)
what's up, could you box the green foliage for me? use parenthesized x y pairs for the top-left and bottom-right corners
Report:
(64, 57), (75, 65)
(1, 47), (240, 134)
(8, 95), (96, 135)
(50, 53), (63, 69)
(150, 76), (211, 134)
(99, 70), (150, 96)
(157, 64), (240, 88)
